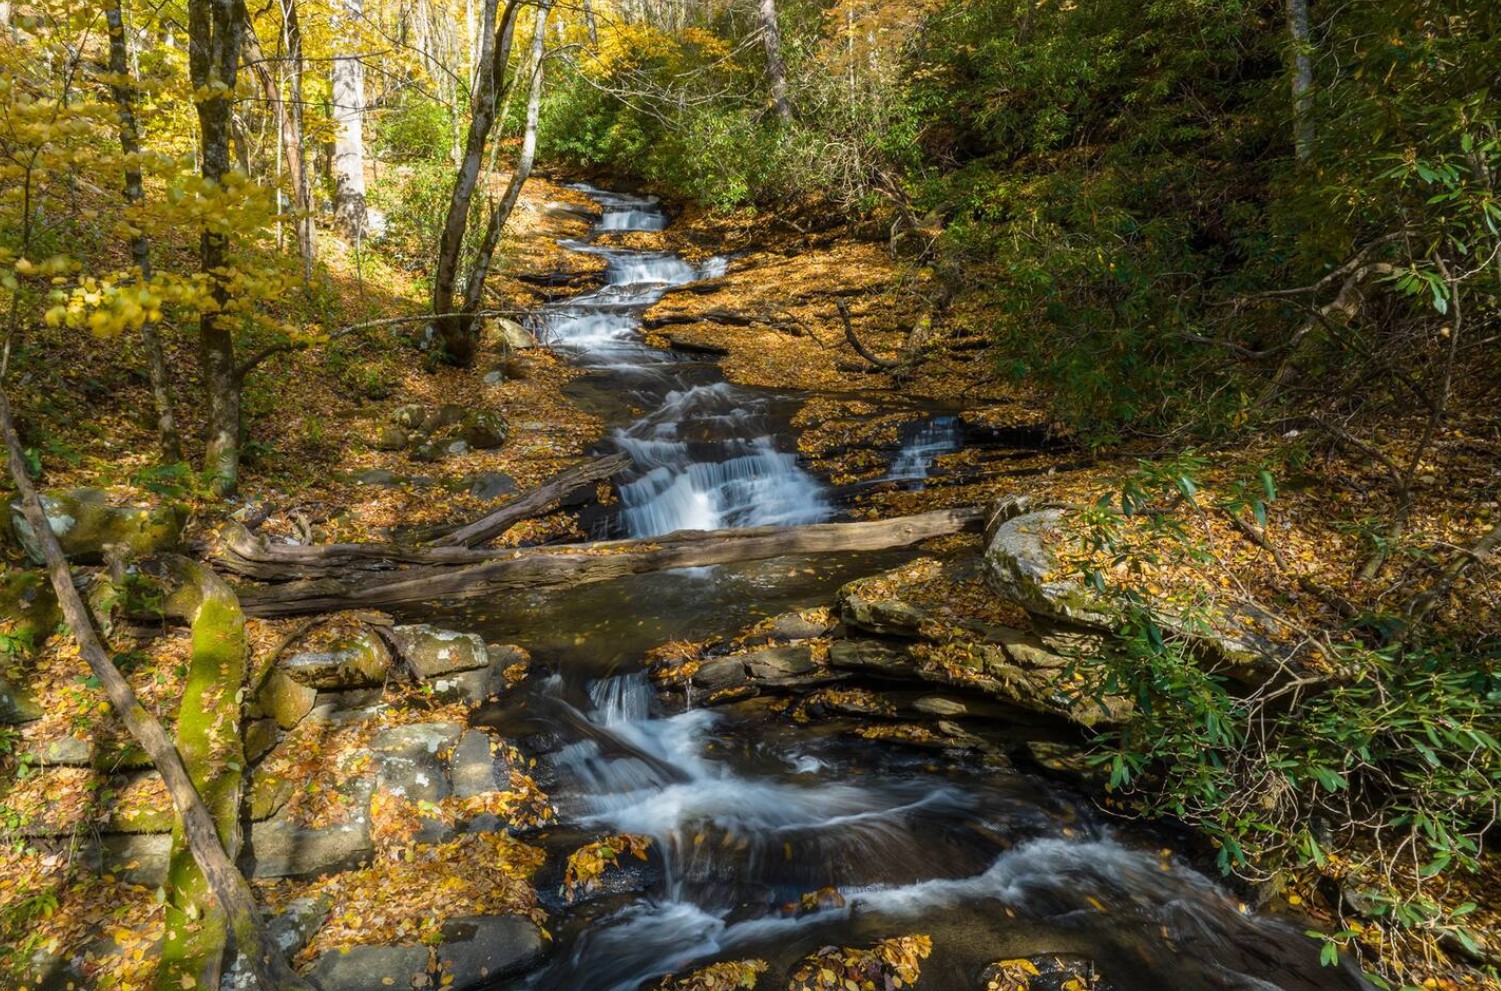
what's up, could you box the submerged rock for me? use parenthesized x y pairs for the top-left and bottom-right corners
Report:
(9, 488), (185, 564)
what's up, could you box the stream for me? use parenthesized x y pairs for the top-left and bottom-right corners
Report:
(442, 186), (1373, 991)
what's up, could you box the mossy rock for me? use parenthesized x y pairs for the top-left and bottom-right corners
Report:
(0, 571), (62, 655)
(250, 667), (318, 729)
(9, 489), (186, 565)
(461, 409), (510, 450)
(281, 628), (392, 690)
(0, 673), (42, 724)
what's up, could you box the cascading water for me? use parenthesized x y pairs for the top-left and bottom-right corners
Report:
(477, 188), (1372, 991)
(888, 415), (964, 486)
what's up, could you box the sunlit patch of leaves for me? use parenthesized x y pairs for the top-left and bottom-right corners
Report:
(653, 959), (768, 991)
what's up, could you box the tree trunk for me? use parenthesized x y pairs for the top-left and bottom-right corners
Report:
(190, 0), (248, 497)
(1286, 0), (1314, 162)
(758, 0), (791, 121)
(153, 556), (248, 991)
(0, 384), (309, 991)
(244, 6), (314, 281)
(431, 0), (523, 366)
(582, 0), (597, 45)
(331, 0), (368, 236)
(457, 0), (551, 341)
(105, 0), (182, 463)
(233, 509), (985, 617)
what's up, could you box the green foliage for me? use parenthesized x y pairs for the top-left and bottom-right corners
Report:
(1070, 460), (1501, 953)
(374, 88), (456, 163)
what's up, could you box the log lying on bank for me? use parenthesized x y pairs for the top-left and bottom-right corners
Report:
(216, 453), (633, 580)
(237, 508), (985, 618)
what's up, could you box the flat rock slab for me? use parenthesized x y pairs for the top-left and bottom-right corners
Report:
(742, 644), (817, 680)
(306, 945), (430, 991)
(828, 640), (919, 678)
(245, 815), (373, 879)
(765, 611), (836, 641)
(371, 721), (465, 758)
(437, 915), (547, 989)
(389, 625), (489, 679)
(450, 730), (502, 798)
(692, 656), (751, 692)
(376, 750), (451, 804)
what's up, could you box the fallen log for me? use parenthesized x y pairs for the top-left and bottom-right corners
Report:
(431, 452), (631, 547)
(0, 384), (309, 991)
(238, 508), (985, 618)
(216, 453), (635, 580)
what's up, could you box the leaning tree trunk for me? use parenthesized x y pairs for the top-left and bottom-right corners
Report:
(758, 0), (791, 121)
(190, 0), (248, 497)
(331, 0), (368, 236)
(105, 0), (182, 463)
(456, 0), (552, 341)
(152, 556), (249, 991)
(1286, 0), (1314, 162)
(431, 0), (523, 366)
(0, 384), (309, 991)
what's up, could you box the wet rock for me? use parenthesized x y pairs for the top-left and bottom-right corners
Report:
(373, 425), (409, 451)
(828, 640), (918, 678)
(376, 750), (450, 804)
(742, 644), (817, 680)
(450, 730), (502, 798)
(371, 721), (464, 758)
(305, 945), (430, 991)
(437, 915), (547, 988)
(913, 696), (968, 717)
(245, 718), (279, 763)
(282, 629), (392, 689)
(97, 832), (172, 886)
(461, 409), (510, 450)
(250, 668), (318, 729)
(388, 624), (488, 680)
(691, 656), (750, 692)
(468, 471), (518, 501)
(765, 611), (835, 641)
(837, 580), (931, 639)
(1, 675), (43, 724)
(245, 813), (373, 879)
(10, 488), (186, 565)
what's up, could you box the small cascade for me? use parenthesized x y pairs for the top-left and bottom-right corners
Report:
(887, 415), (963, 485)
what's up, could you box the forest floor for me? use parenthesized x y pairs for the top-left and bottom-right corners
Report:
(1, 171), (1498, 990)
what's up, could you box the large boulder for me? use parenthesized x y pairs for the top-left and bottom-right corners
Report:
(9, 489), (186, 564)
(984, 506), (1285, 685)
(486, 317), (537, 351)
(281, 629), (393, 690)
(389, 625), (489, 680)
(437, 915), (547, 989)
(305, 945), (430, 991)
